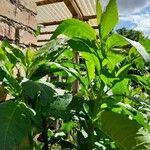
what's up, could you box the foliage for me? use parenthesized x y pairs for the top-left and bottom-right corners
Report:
(0, 0), (150, 150)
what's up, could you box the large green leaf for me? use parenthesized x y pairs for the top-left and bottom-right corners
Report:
(80, 52), (100, 83)
(101, 0), (118, 38)
(22, 80), (56, 106)
(106, 34), (129, 49)
(0, 101), (35, 150)
(100, 110), (150, 150)
(123, 37), (150, 63)
(96, 0), (102, 26)
(104, 50), (124, 71)
(28, 38), (68, 78)
(2, 40), (26, 66)
(112, 78), (129, 95)
(48, 94), (72, 118)
(51, 19), (96, 41)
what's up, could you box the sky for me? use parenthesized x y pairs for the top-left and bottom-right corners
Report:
(101, 0), (150, 37)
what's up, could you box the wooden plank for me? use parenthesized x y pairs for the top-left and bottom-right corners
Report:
(93, 26), (99, 29)
(40, 31), (54, 35)
(40, 20), (63, 26)
(36, 0), (63, 6)
(64, 0), (82, 18)
(38, 39), (50, 42)
(84, 15), (96, 21)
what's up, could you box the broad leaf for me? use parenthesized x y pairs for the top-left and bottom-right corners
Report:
(104, 51), (124, 71)
(101, 0), (118, 38)
(100, 110), (150, 150)
(96, 0), (102, 26)
(2, 40), (26, 66)
(0, 101), (35, 150)
(51, 19), (96, 41)
(123, 37), (150, 63)
(106, 34), (129, 49)
(28, 38), (68, 78)
(112, 79), (129, 95)
(49, 94), (72, 117)
(22, 80), (56, 106)
(80, 52), (98, 82)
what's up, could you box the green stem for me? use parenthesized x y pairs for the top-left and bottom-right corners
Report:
(85, 121), (94, 150)
(42, 116), (48, 150)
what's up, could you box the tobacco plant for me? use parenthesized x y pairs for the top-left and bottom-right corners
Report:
(0, 38), (77, 149)
(0, 0), (150, 150)
(49, 0), (150, 149)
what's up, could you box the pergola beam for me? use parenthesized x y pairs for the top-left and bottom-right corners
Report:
(40, 15), (97, 26)
(40, 20), (63, 26)
(40, 31), (54, 35)
(63, 0), (83, 18)
(36, 0), (63, 6)
(84, 15), (96, 21)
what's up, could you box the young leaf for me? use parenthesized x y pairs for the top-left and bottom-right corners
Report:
(101, 0), (118, 38)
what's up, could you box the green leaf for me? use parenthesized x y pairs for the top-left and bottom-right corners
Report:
(0, 66), (22, 96)
(61, 121), (77, 133)
(26, 48), (35, 66)
(59, 140), (76, 149)
(112, 79), (129, 95)
(22, 80), (56, 106)
(116, 64), (131, 78)
(96, 0), (102, 26)
(81, 52), (95, 82)
(140, 39), (150, 53)
(51, 19), (96, 41)
(105, 51), (124, 71)
(29, 38), (68, 77)
(123, 37), (150, 63)
(48, 94), (72, 118)
(101, 0), (118, 38)
(106, 34), (129, 49)
(2, 40), (26, 66)
(100, 110), (150, 150)
(0, 101), (35, 150)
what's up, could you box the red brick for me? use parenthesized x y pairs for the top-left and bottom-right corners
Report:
(19, 29), (37, 45)
(0, 22), (15, 40)
(0, 0), (37, 30)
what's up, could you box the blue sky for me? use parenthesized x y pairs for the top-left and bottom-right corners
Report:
(102, 0), (150, 37)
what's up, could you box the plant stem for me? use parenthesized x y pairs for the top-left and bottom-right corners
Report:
(42, 115), (48, 150)
(85, 121), (94, 150)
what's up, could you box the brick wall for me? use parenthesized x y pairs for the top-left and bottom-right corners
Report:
(0, 0), (37, 46)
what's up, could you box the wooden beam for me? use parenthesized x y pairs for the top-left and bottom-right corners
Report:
(93, 26), (99, 29)
(84, 15), (96, 21)
(36, 0), (63, 6)
(40, 31), (54, 35)
(38, 39), (50, 42)
(64, 0), (82, 18)
(40, 20), (63, 26)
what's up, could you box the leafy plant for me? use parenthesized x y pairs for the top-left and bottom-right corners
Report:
(0, 38), (76, 149)
(0, 0), (150, 150)
(49, 0), (150, 149)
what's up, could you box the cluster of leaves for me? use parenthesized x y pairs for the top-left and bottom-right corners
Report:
(0, 0), (150, 150)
